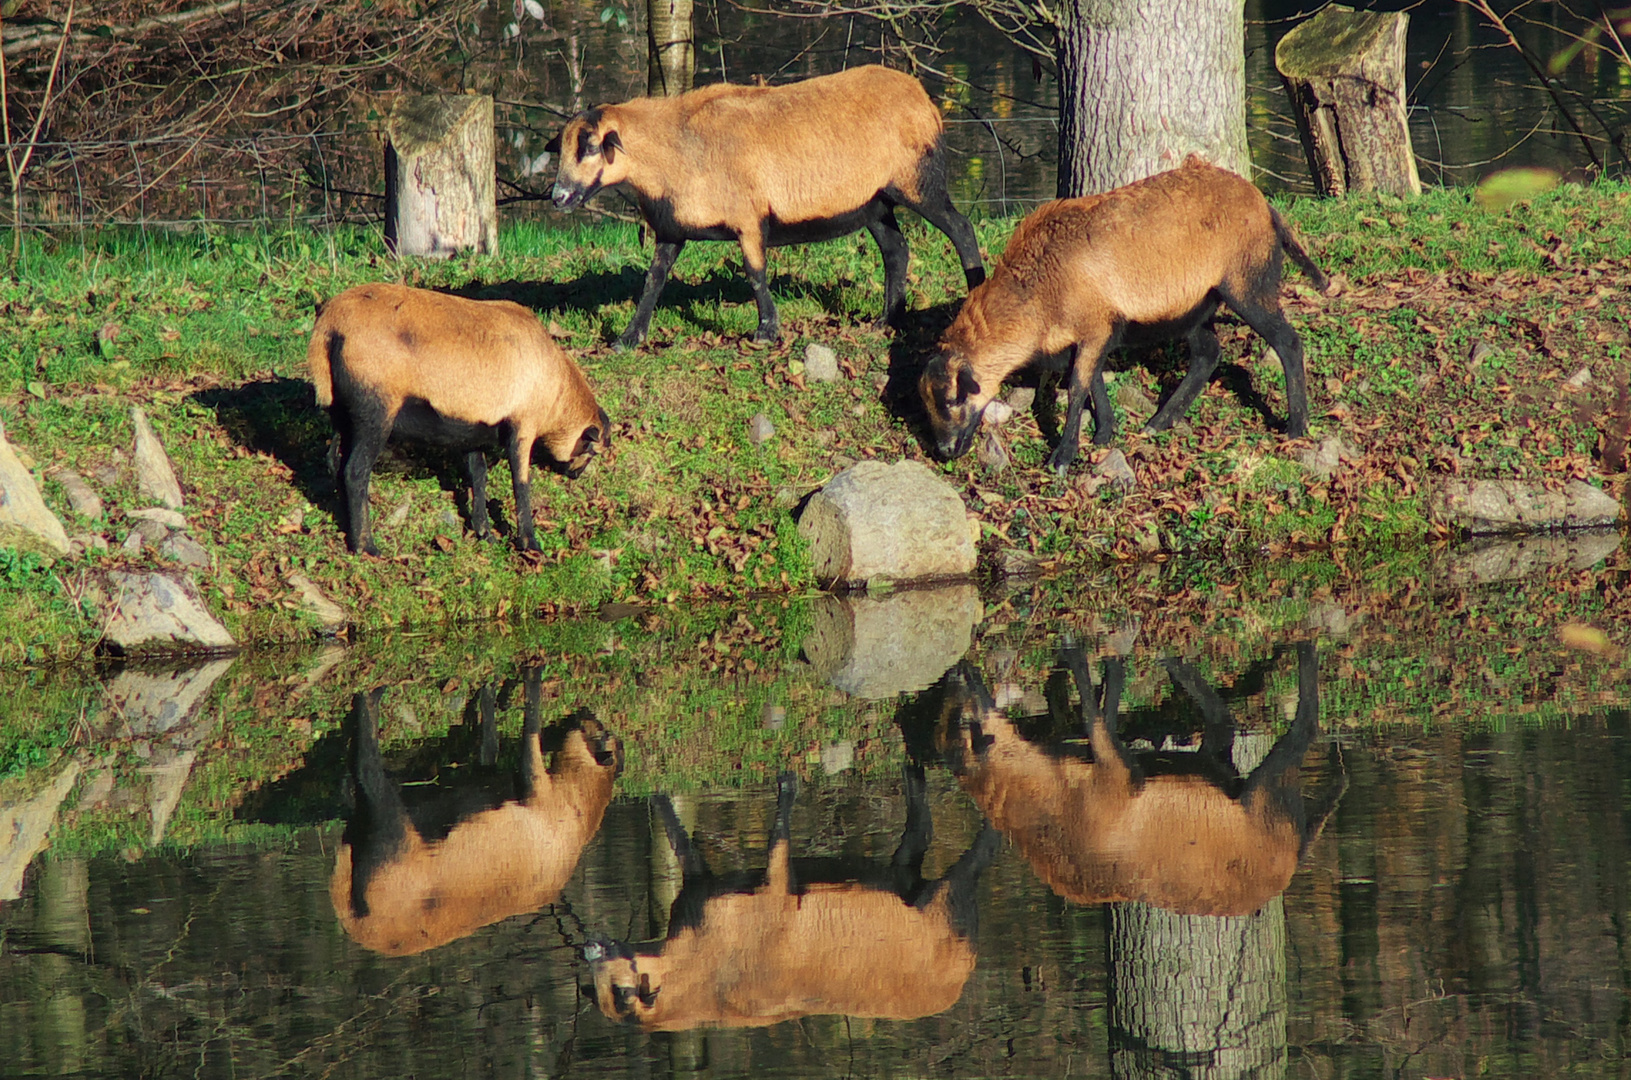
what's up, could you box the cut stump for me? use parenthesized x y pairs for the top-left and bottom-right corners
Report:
(385, 94), (498, 259)
(1276, 5), (1421, 198)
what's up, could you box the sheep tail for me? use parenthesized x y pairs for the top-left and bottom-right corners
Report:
(1270, 206), (1331, 295)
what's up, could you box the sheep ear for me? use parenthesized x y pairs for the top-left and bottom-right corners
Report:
(955, 364), (981, 402)
(575, 427), (602, 457)
(602, 129), (624, 161)
(636, 974), (659, 1007)
(544, 130), (562, 154)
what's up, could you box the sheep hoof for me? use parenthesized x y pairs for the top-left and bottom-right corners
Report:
(613, 331), (644, 352)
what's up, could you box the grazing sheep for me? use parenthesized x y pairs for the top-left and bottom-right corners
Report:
(546, 65), (987, 347)
(308, 283), (610, 554)
(918, 155), (1328, 474)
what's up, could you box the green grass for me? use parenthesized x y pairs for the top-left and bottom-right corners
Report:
(0, 179), (1628, 663)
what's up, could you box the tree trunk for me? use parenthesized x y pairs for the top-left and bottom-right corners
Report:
(1056, 0), (1249, 197)
(384, 94), (498, 259)
(647, 0), (694, 97)
(1276, 5), (1421, 198)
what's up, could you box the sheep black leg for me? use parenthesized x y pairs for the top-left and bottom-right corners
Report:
(1088, 365), (1116, 445)
(338, 394), (393, 556)
(866, 208), (911, 329)
(1220, 286), (1310, 438)
(898, 165), (985, 287)
(507, 434), (541, 553)
(741, 226), (779, 343)
(891, 760), (932, 876)
(1144, 322), (1223, 434)
(618, 239), (685, 350)
(465, 450), (493, 540)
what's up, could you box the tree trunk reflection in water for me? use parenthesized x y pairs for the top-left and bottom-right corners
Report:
(1105, 732), (1289, 1080)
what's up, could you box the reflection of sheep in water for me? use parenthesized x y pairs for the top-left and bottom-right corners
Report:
(584, 769), (1001, 1031)
(330, 677), (620, 956)
(940, 641), (1345, 916)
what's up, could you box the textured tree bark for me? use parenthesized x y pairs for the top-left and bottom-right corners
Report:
(1055, 0), (1249, 197)
(384, 94), (498, 259)
(1276, 5), (1421, 198)
(647, 0), (695, 97)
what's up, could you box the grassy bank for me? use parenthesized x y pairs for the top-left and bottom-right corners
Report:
(1, 182), (1629, 663)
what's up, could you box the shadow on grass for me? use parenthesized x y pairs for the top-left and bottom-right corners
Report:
(190, 376), (512, 545)
(454, 262), (876, 345)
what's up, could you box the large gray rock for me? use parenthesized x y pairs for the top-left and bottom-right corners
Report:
(1442, 529), (1622, 586)
(801, 583), (984, 699)
(798, 459), (977, 588)
(0, 421), (71, 558)
(88, 571), (236, 654)
(131, 407), (185, 509)
(1431, 478), (1622, 534)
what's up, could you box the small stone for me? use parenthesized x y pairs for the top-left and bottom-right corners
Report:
(1468, 340), (1494, 369)
(1261, 346), (1281, 370)
(1114, 382), (1157, 422)
(159, 533), (212, 569)
(762, 703), (786, 731)
(1298, 435), (1362, 479)
(1095, 449), (1137, 492)
(93, 462), (122, 488)
(385, 501), (413, 528)
(1562, 366), (1592, 391)
(996, 548), (1046, 577)
(438, 508), (460, 529)
(850, 403), (866, 418)
(977, 430), (1010, 474)
(772, 487), (800, 510)
(131, 407), (185, 510)
(132, 518), (170, 545)
(121, 529), (145, 554)
(286, 571), (348, 633)
(815, 430), (837, 448)
(49, 467), (104, 520)
(872, 374), (889, 394)
(748, 413), (776, 445)
(1005, 386), (1036, 412)
(981, 399), (1014, 426)
(128, 507), (187, 530)
(70, 533), (109, 554)
(803, 343), (841, 383)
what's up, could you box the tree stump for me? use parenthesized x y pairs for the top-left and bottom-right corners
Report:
(385, 94), (498, 258)
(1276, 5), (1421, 198)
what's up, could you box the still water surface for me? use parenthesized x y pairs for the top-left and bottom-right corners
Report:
(2, 559), (1630, 1078)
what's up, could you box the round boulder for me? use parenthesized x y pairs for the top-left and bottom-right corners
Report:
(797, 459), (977, 588)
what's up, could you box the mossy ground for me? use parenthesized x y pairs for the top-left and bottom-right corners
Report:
(0, 181), (1628, 664)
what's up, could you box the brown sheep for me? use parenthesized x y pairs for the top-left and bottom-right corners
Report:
(918, 155), (1329, 474)
(329, 677), (620, 956)
(545, 65), (987, 347)
(307, 283), (610, 555)
(583, 769), (1001, 1031)
(939, 642), (1343, 917)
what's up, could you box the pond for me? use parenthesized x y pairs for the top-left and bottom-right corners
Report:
(3, 541), (1629, 1078)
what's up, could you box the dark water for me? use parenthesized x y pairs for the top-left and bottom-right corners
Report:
(4, 550), (1631, 1078)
